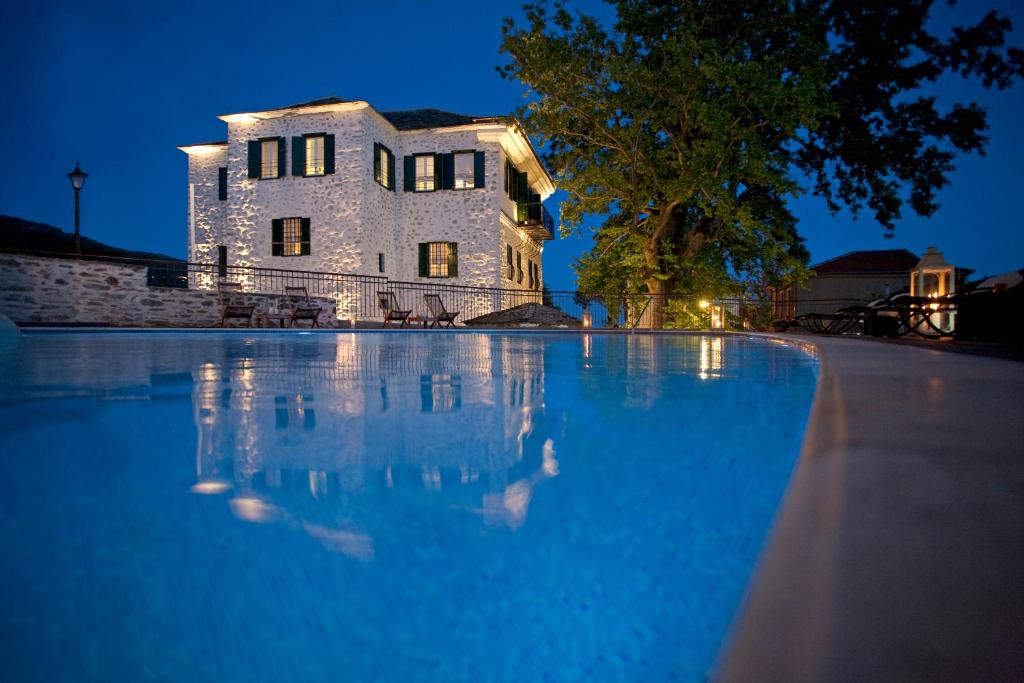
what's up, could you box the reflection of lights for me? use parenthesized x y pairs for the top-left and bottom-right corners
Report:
(699, 336), (724, 380)
(191, 480), (232, 495)
(229, 496), (278, 523)
(542, 438), (559, 477)
(302, 522), (374, 560)
(582, 334), (592, 361)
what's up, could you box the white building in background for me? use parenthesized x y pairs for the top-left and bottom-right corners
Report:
(179, 97), (555, 292)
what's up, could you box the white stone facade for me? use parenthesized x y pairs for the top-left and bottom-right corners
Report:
(180, 99), (555, 300)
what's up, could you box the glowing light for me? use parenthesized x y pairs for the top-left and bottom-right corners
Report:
(229, 496), (277, 523)
(582, 311), (593, 328)
(190, 480), (232, 495)
(699, 300), (710, 309)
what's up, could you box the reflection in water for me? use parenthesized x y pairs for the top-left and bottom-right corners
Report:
(700, 336), (724, 380)
(190, 334), (549, 556)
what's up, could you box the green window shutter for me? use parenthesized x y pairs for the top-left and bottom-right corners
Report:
(447, 242), (458, 277)
(433, 153), (443, 190)
(418, 243), (429, 277)
(404, 156), (415, 191)
(441, 153), (454, 190)
(292, 136), (305, 177)
(218, 167), (227, 200)
(300, 217), (311, 255)
(271, 219), (283, 256)
(373, 143), (381, 183)
(324, 134), (335, 174)
(387, 150), (395, 191)
(248, 140), (261, 178)
(473, 151), (485, 188)
(518, 171), (529, 202)
(277, 137), (287, 177)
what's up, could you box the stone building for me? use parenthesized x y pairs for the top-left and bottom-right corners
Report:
(178, 97), (555, 292)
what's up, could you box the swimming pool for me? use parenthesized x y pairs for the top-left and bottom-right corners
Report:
(0, 331), (817, 682)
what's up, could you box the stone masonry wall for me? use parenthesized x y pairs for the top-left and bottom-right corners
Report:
(0, 254), (337, 327)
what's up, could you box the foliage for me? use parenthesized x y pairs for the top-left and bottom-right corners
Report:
(499, 0), (1022, 321)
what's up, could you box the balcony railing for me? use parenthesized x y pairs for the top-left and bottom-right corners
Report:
(515, 201), (555, 240)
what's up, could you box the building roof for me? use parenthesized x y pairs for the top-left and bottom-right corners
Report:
(380, 109), (497, 131)
(463, 303), (581, 328)
(811, 249), (920, 275)
(220, 97), (497, 131)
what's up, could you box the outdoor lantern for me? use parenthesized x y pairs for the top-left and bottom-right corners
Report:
(67, 162), (87, 190)
(67, 162), (88, 254)
(582, 311), (592, 328)
(910, 246), (956, 334)
(910, 246), (954, 298)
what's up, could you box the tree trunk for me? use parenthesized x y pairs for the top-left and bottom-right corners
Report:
(644, 275), (669, 328)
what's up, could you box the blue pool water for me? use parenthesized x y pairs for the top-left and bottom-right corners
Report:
(0, 331), (816, 682)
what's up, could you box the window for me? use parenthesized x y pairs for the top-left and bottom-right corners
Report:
(248, 137), (285, 179)
(378, 253), (385, 273)
(374, 143), (394, 190)
(217, 167), (227, 201)
(418, 242), (458, 278)
(506, 244), (514, 280)
(261, 139), (279, 178)
(454, 152), (475, 189)
(528, 259), (535, 289)
(516, 251), (523, 284)
(272, 217), (310, 256)
(291, 134), (334, 177)
(217, 245), (227, 278)
(415, 155), (435, 191)
(305, 135), (325, 176)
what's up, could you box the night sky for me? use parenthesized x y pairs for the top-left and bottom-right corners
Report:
(1, 0), (1021, 291)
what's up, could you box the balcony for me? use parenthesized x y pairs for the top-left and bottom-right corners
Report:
(515, 201), (555, 241)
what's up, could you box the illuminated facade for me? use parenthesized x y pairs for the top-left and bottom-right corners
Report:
(179, 98), (554, 291)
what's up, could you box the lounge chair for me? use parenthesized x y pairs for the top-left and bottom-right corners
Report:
(794, 306), (866, 335)
(377, 291), (411, 328)
(283, 286), (322, 328)
(424, 293), (459, 328)
(218, 282), (255, 328)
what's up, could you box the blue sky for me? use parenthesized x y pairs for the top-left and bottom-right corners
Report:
(1, 0), (1021, 291)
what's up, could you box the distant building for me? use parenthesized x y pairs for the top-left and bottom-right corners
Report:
(178, 97), (555, 294)
(769, 249), (920, 319)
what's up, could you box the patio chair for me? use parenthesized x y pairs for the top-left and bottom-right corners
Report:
(283, 286), (322, 328)
(377, 291), (411, 328)
(794, 306), (866, 336)
(424, 293), (459, 328)
(218, 281), (255, 328)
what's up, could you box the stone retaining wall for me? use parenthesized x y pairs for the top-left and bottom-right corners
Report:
(0, 254), (338, 327)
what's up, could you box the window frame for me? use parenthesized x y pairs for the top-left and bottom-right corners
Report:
(453, 151), (475, 190)
(414, 153), (436, 192)
(260, 138), (280, 179)
(304, 134), (326, 177)
(428, 242), (451, 277)
(272, 217), (311, 257)
(374, 143), (394, 190)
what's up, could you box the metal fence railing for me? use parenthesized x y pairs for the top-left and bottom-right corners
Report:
(2, 248), (890, 331)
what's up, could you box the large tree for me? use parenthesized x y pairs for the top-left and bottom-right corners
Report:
(499, 0), (1022, 325)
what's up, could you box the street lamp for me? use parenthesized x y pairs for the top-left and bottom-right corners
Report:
(67, 162), (88, 254)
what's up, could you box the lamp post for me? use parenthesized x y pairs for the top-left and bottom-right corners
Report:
(67, 162), (88, 255)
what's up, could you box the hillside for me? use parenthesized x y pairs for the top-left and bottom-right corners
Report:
(0, 215), (182, 262)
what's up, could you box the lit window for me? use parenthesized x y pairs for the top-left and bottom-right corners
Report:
(454, 152), (474, 189)
(375, 144), (394, 189)
(282, 217), (303, 256)
(305, 136), (325, 176)
(415, 155), (435, 191)
(429, 242), (450, 277)
(261, 139), (279, 178)
(273, 217), (309, 257)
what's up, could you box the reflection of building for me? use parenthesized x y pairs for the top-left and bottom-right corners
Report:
(191, 334), (556, 555)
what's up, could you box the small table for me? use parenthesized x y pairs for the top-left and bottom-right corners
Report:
(259, 313), (289, 328)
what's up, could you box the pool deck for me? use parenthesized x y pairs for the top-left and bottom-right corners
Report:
(716, 333), (1024, 682)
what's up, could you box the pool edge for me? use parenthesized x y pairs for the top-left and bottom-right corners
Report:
(715, 334), (1024, 682)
